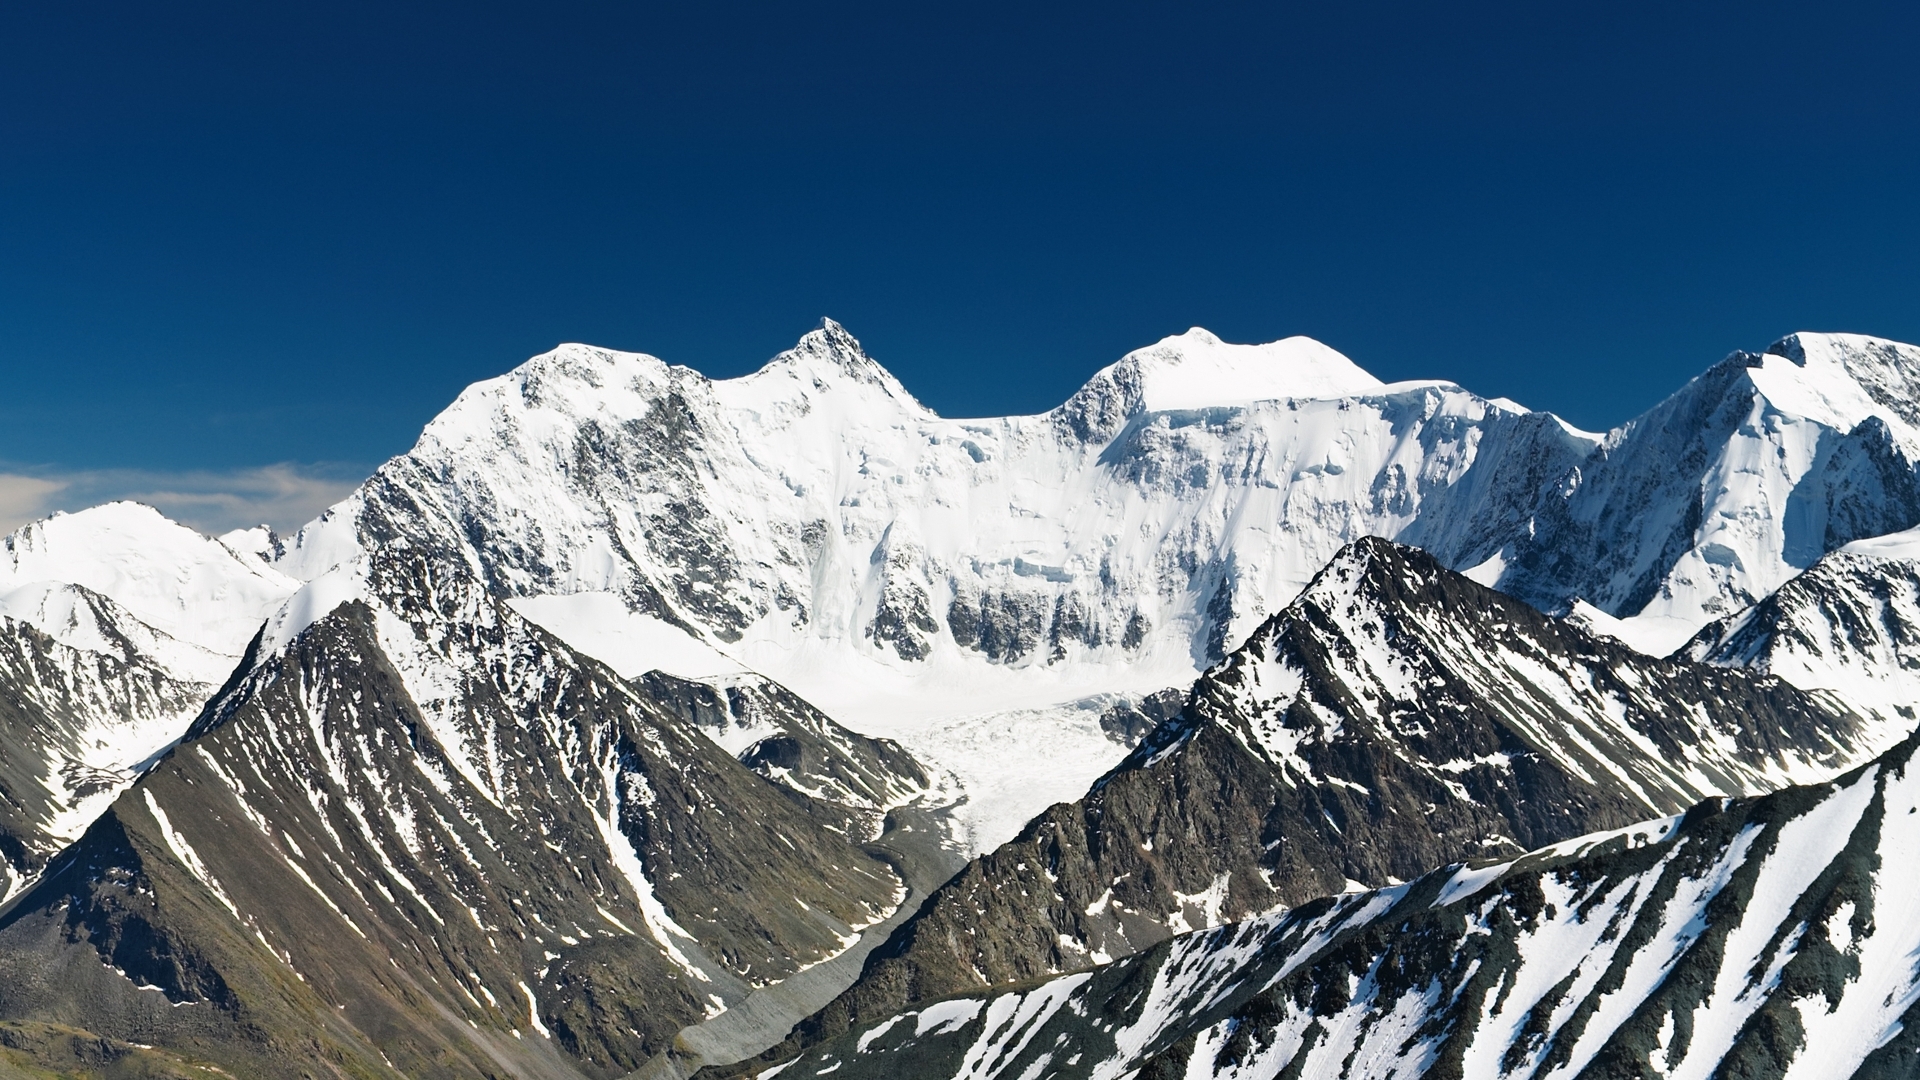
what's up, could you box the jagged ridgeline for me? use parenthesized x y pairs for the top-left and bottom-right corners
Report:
(4, 323), (1920, 1080)
(738, 538), (1887, 1072)
(770, 729), (1920, 1080)
(0, 546), (923, 1078)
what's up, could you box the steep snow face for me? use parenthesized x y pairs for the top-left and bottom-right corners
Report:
(1686, 523), (1920, 730)
(0, 502), (297, 664)
(1501, 332), (1920, 649)
(780, 733), (1920, 1080)
(273, 321), (1590, 735)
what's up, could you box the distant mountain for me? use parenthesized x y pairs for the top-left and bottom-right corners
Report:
(0, 503), (294, 900)
(769, 726), (1920, 1080)
(1686, 524), (1920, 731)
(243, 321), (1920, 854)
(738, 538), (1882, 1070)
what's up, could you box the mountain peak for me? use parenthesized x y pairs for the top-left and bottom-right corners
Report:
(1054, 329), (1384, 442)
(1125, 330), (1382, 412)
(728, 318), (927, 414)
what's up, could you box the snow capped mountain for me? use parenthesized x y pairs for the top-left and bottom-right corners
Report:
(262, 320), (1602, 849)
(774, 728), (1920, 1080)
(1, 502), (296, 672)
(1685, 523), (1920, 728)
(5, 321), (1920, 1079)
(1502, 332), (1920, 654)
(0, 503), (298, 901)
(249, 322), (1920, 853)
(745, 538), (1874, 1070)
(1053, 328), (1384, 427)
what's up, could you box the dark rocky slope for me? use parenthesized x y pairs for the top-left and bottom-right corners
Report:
(776, 727), (1920, 1080)
(731, 537), (1876, 1073)
(0, 593), (912, 1080)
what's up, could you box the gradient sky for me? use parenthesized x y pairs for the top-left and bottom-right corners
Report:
(2, 1), (1917, 531)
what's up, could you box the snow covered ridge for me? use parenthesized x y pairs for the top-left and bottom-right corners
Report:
(771, 730), (1920, 1080)
(264, 322), (1920, 726)
(0, 503), (299, 900)
(1, 501), (297, 669)
(1686, 521), (1920, 731)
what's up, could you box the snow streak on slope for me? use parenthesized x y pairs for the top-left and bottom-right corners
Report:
(776, 731), (1920, 1080)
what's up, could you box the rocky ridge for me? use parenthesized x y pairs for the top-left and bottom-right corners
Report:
(734, 537), (1883, 1072)
(774, 726), (1920, 1079)
(0, 514), (927, 1077)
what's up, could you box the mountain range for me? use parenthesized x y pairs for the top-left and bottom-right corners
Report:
(1, 321), (1918, 1079)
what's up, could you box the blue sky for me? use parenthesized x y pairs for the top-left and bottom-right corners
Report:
(2, 1), (1917, 531)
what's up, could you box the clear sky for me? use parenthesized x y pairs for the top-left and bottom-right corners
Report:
(2, 1), (1917, 532)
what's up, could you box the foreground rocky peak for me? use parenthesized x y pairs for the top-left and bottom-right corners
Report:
(774, 727), (1920, 1080)
(0, 577), (914, 1077)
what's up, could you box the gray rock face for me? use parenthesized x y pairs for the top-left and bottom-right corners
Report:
(774, 730), (1920, 1080)
(737, 539), (1873, 1072)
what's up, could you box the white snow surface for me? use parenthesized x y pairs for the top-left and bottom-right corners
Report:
(0, 501), (296, 664)
(1094, 328), (1384, 412)
(507, 593), (747, 680)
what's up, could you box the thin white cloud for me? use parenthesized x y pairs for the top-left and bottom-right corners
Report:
(0, 463), (365, 537)
(0, 475), (69, 533)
